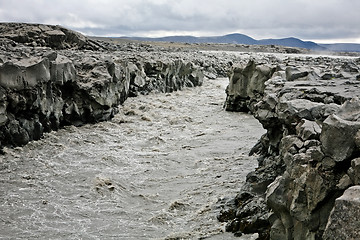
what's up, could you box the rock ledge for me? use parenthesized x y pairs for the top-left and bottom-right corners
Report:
(223, 57), (360, 239)
(0, 23), (204, 149)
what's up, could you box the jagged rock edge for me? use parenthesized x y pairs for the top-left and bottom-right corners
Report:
(222, 59), (360, 239)
(0, 52), (204, 149)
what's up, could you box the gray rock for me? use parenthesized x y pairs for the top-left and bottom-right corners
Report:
(225, 60), (276, 112)
(337, 97), (360, 121)
(205, 72), (217, 80)
(285, 67), (309, 81)
(350, 158), (360, 184)
(323, 186), (360, 240)
(280, 135), (303, 160)
(336, 174), (352, 190)
(296, 119), (321, 141)
(270, 219), (287, 240)
(224, 59), (360, 239)
(266, 176), (294, 239)
(355, 130), (360, 149)
(322, 157), (336, 170)
(320, 114), (360, 162)
(0, 57), (51, 90)
(0, 24), (205, 148)
(50, 53), (76, 84)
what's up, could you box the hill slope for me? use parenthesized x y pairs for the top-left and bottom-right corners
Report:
(125, 33), (326, 50)
(320, 43), (360, 52)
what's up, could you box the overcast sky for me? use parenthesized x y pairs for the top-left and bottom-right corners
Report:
(1, 0), (359, 43)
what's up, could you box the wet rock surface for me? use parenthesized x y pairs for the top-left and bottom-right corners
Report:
(224, 57), (360, 239)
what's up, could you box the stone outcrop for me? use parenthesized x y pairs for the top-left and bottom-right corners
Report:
(222, 57), (360, 239)
(0, 23), (204, 149)
(323, 185), (360, 240)
(0, 22), (102, 50)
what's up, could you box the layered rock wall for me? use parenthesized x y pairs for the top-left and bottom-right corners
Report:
(0, 30), (203, 149)
(222, 58), (360, 239)
(3, 23), (360, 239)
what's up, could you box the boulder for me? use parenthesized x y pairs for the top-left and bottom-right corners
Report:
(296, 119), (321, 141)
(285, 67), (309, 81)
(320, 113), (360, 162)
(323, 186), (360, 240)
(225, 60), (276, 112)
(337, 97), (360, 121)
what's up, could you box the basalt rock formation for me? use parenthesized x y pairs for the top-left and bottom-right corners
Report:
(0, 22), (102, 50)
(3, 22), (360, 239)
(222, 58), (360, 239)
(0, 23), (203, 149)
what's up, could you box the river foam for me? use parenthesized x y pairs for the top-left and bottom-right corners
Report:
(1, 78), (264, 239)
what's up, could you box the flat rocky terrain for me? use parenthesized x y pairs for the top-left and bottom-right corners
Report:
(1, 23), (360, 240)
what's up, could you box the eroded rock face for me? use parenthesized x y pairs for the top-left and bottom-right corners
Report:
(0, 24), (204, 149)
(223, 58), (360, 239)
(225, 60), (276, 112)
(2, 22), (360, 239)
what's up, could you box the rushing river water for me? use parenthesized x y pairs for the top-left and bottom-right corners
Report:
(1, 78), (265, 240)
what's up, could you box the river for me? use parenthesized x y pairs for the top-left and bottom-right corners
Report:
(1, 77), (265, 239)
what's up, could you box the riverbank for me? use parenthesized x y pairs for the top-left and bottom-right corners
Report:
(1, 78), (264, 239)
(1, 23), (360, 239)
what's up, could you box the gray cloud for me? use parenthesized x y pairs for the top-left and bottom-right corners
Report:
(0, 0), (359, 42)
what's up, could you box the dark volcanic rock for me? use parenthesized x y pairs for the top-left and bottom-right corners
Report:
(0, 22), (101, 50)
(224, 57), (360, 239)
(0, 23), (204, 149)
(225, 60), (276, 112)
(3, 22), (360, 239)
(323, 186), (360, 240)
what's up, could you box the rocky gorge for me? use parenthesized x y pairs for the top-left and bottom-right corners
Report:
(0, 23), (205, 149)
(1, 23), (360, 240)
(222, 57), (360, 239)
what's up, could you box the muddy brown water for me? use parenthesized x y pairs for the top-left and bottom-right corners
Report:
(0, 78), (265, 239)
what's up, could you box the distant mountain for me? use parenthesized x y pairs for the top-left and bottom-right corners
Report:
(125, 33), (327, 51)
(319, 43), (360, 52)
(258, 37), (325, 51)
(129, 35), (199, 43)
(127, 33), (257, 45)
(203, 33), (257, 45)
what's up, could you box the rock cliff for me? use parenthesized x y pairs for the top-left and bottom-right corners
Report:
(222, 57), (360, 239)
(3, 22), (360, 240)
(0, 23), (203, 149)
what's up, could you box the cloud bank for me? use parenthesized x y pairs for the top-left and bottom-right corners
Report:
(0, 0), (359, 42)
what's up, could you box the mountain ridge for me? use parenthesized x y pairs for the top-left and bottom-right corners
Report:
(124, 33), (360, 52)
(319, 43), (360, 52)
